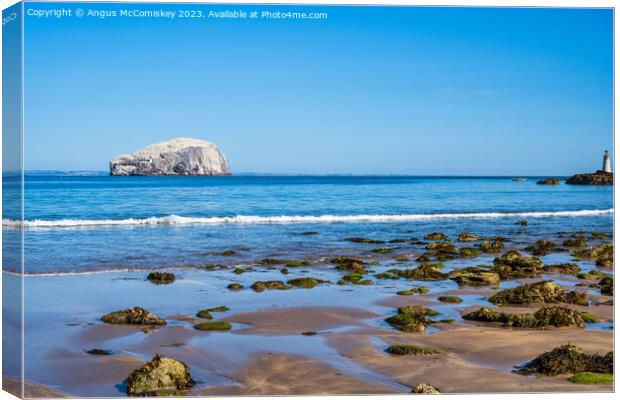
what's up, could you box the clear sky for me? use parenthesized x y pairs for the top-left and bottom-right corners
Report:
(23, 3), (613, 175)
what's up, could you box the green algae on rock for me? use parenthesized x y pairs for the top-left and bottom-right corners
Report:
(387, 263), (448, 281)
(371, 248), (393, 254)
(126, 355), (195, 396)
(599, 276), (613, 295)
(458, 233), (482, 242)
(194, 321), (232, 331)
(543, 263), (581, 275)
(488, 280), (587, 305)
(515, 220), (528, 226)
(438, 296), (462, 304)
(196, 306), (229, 319)
(101, 307), (166, 326)
(516, 344), (613, 376)
(424, 232), (449, 241)
(385, 305), (438, 332)
(491, 251), (544, 279)
(287, 277), (328, 288)
(146, 272), (175, 285)
(449, 266), (500, 286)
(386, 344), (443, 355)
(250, 280), (292, 292)
(525, 240), (557, 256)
(345, 237), (385, 244)
(568, 372), (613, 385)
(479, 239), (504, 253)
(227, 283), (244, 291)
(573, 243), (613, 268)
(330, 257), (367, 272)
(459, 247), (482, 257)
(464, 306), (585, 329)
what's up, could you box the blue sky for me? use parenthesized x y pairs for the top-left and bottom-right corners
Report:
(23, 4), (613, 175)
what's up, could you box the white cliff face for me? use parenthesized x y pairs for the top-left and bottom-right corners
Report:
(110, 138), (232, 176)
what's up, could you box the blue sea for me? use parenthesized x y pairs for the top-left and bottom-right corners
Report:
(2, 173), (614, 274)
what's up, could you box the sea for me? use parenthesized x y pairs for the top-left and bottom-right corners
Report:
(2, 173), (614, 274)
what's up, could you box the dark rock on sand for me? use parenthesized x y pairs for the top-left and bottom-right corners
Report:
(566, 171), (613, 185)
(146, 272), (175, 284)
(126, 355), (195, 396)
(516, 344), (613, 376)
(101, 307), (166, 326)
(537, 178), (560, 185)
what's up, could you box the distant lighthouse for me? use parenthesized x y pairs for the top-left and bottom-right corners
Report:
(602, 150), (612, 173)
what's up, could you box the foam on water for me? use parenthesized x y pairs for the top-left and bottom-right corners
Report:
(2, 208), (613, 229)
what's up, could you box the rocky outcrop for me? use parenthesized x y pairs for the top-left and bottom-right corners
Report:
(536, 178), (560, 185)
(110, 138), (231, 176)
(126, 355), (195, 396)
(566, 171), (612, 185)
(101, 307), (166, 326)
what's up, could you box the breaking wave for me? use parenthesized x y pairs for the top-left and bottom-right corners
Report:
(2, 209), (613, 229)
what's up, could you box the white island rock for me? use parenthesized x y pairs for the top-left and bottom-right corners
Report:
(110, 138), (231, 176)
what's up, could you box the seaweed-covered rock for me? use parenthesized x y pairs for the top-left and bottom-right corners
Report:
(426, 242), (458, 252)
(462, 307), (505, 323)
(599, 276), (613, 295)
(525, 240), (557, 256)
(386, 344), (442, 355)
(424, 232), (449, 241)
(338, 272), (372, 285)
(345, 237), (385, 244)
(101, 307), (166, 326)
(194, 321), (232, 331)
(574, 243), (613, 268)
(515, 220), (528, 226)
(528, 306), (585, 328)
(227, 283), (243, 291)
(449, 266), (500, 286)
(371, 248), (393, 254)
(488, 281), (566, 305)
(563, 238), (588, 248)
(479, 240), (504, 253)
(250, 280), (292, 292)
(146, 272), (176, 284)
(387, 264), (448, 281)
(330, 257), (366, 272)
(385, 313), (428, 332)
(196, 306), (229, 319)
(459, 247), (482, 258)
(543, 263), (581, 275)
(412, 384), (440, 394)
(517, 344), (613, 376)
(287, 277), (328, 288)
(458, 233), (482, 242)
(491, 251), (543, 279)
(464, 306), (585, 328)
(126, 355), (195, 396)
(437, 296), (462, 304)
